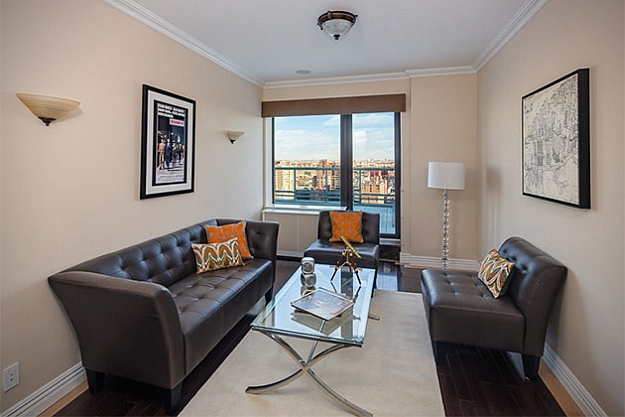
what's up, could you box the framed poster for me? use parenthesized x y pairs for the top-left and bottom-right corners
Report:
(140, 85), (196, 199)
(522, 68), (590, 208)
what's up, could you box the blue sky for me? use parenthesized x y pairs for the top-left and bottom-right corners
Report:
(274, 113), (395, 161)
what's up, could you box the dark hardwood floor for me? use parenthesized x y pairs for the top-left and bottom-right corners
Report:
(53, 260), (565, 417)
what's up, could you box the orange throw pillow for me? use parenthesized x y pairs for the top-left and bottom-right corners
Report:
(206, 221), (253, 259)
(329, 211), (364, 243)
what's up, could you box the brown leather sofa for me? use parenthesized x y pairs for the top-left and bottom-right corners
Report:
(48, 218), (278, 414)
(303, 210), (380, 271)
(421, 236), (566, 379)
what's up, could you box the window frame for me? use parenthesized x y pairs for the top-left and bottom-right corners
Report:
(271, 112), (401, 239)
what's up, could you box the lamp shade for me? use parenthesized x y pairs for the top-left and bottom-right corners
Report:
(428, 162), (466, 190)
(225, 130), (245, 143)
(16, 93), (80, 126)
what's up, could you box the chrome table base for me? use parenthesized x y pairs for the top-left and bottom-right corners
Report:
(246, 330), (373, 417)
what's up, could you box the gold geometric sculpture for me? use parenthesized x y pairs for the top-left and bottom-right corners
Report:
(331, 235), (362, 285)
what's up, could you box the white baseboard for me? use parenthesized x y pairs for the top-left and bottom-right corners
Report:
(399, 252), (480, 271)
(542, 344), (607, 416)
(1, 363), (85, 417)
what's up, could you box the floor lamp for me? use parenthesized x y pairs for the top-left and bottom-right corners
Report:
(428, 162), (465, 270)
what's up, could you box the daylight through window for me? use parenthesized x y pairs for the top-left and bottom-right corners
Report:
(272, 112), (400, 237)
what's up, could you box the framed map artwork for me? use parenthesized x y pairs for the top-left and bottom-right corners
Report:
(522, 68), (590, 208)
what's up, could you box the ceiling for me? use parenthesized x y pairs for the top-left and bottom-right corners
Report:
(104, 0), (546, 87)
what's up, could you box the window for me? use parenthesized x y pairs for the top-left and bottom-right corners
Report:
(274, 115), (341, 205)
(272, 112), (400, 237)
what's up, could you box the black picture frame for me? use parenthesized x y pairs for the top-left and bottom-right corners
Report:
(140, 85), (196, 199)
(522, 68), (590, 208)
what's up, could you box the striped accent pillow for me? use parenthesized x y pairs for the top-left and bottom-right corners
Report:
(478, 249), (515, 298)
(192, 238), (244, 273)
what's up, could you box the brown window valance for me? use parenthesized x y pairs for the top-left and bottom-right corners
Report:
(261, 94), (406, 117)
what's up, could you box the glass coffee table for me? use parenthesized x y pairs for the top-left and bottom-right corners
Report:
(246, 263), (376, 417)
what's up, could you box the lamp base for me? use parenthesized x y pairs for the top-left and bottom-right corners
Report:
(441, 189), (450, 271)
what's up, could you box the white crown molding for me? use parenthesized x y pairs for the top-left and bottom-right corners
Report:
(264, 72), (410, 89)
(264, 66), (480, 89)
(101, 0), (262, 86)
(102, 0), (545, 89)
(473, 0), (548, 71)
(405, 66), (476, 78)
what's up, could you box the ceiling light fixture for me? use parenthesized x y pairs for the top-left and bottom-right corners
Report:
(317, 10), (357, 41)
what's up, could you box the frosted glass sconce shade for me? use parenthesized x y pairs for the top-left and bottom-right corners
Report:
(225, 130), (245, 144)
(17, 93), (80, 126)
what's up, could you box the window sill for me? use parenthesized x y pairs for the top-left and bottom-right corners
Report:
(262, 204), (346, 215)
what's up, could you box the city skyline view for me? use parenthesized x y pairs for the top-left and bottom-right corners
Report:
(273, 113), (398, 235)
(274, 113), (395, 161)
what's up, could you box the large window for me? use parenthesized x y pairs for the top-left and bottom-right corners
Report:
(273, 112), (400, 237)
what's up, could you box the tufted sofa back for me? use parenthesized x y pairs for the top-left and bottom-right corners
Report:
(64, 224), (205, 287)
(63, 219), (278, 288)
(498, 236), (567, 356)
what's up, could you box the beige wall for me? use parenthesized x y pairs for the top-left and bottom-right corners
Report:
(410, 74), (478, 261)
(264, 75), (479, 262)
(1, 0), (263, 411)
(3, 0), (621, 414)
(477, 0), (624, 415)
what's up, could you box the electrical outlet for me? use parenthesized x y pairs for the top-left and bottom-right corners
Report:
(3, 363), (19, 392)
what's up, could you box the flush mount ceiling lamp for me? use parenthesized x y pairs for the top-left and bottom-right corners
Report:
(16, 93), (80, 126)
(317, 10), (357, 41)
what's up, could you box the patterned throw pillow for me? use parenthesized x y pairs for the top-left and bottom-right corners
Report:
(329, 211), (364, 243)
(478, 249), (515, 298)
(192, 238), (244, 273)
(206, 221), (253, 259)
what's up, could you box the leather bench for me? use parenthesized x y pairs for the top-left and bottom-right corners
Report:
(421, 236), (566, 379)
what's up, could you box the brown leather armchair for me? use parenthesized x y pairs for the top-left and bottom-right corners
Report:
(303, 210), (380, 279)
(420, 236), (566, 379)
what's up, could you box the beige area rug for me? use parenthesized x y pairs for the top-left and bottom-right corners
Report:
(180, 290), (445, 417)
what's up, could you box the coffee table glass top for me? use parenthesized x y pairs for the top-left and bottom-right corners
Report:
(251, 264), (375, 346)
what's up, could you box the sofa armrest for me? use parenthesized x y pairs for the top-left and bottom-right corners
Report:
(245, 220), (279, 261)
(499, 237), (567, 357)
(48, 271), (185, 389)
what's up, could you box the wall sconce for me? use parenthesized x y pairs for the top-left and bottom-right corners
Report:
(16, 93), (80, 126)
(225, 130), (245, 144)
